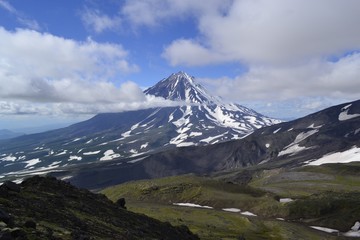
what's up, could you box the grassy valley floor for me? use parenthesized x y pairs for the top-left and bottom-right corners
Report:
(102, 164), (360, 239)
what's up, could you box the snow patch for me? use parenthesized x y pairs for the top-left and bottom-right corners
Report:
(345, 221), (360, 237)
(265, 143), (270, 148)
(83, 150), (101, 155)
(24, 158), (41, 168)
(342, 104), (352, 110)
(279, 198), (294, 203)
(273, 128), (281, 134)
(351, 221), (360, 231)
(177, 142), (195, 147)
(0, 155), (17, 162)
(279, 130), (318, 156)
(68, 155), (82, 161)
(307, 146), (360, 165)
(310, 226), (339, 234)
(339, 108), (360, 121)
(55, 150), (67, 156)
(222, 208), (241, 213)
(293, 130), (319, 144)
(61, 176), (73, 180)
(168, 110), (175, 122)
(173, 203), (213, 209)
(129, 149), (138, 154)
(49, 161), (62, 167)
(189, 132), (203, 137)
(140, 143), (149, 149)
(308, 123), (323, 129)
(278, 144), (310, 157)
(13, 178), (24, 184)
(355, 128), (360, 135)
(127, 156), (147, 164)
(241, 211), (257, 217)
(100, 150), (120, 161)
(121, 130), (132, 138)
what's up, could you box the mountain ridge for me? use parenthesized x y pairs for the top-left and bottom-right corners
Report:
(48, 98), (360, 190)
(0, 71), (279, 182)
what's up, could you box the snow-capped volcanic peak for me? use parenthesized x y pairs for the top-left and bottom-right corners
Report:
(144, 71), (281, 145)
(144, 71), (219, 104)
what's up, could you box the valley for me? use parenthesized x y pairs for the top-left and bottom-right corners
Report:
(102, 163), (360, 239)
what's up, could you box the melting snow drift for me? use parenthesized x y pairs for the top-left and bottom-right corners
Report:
(308, 147), (360, 165)
(173, 203), (213, 209)
(222, 208), (241, 213)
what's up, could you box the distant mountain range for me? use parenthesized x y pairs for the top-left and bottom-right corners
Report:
(0, 71), (279, 180)
(49, 99), (360, 190)
(0, 129), (23, 140)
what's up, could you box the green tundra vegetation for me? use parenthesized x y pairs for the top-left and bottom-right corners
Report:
(102, 163), (360, 240)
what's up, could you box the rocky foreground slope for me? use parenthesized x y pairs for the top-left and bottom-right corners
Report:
(0, 176), (198, 239)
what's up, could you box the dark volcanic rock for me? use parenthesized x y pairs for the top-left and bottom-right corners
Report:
(2, 182), (20, 193)
(0, 176), (198, 240)
(116, 198), (126, 209)
(0, 209), (12, 227)
(23, 220), (36, 229)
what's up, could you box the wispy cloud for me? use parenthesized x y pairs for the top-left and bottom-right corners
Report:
(0, 0), (40, 30)
(80, 8), (122, 33)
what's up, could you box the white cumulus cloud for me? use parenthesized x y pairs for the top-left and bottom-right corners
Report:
(80, 8), (122, 33)
(0, 27), (180, 116)
(162, 0), (360, 65)
(200, 53), (360, 102)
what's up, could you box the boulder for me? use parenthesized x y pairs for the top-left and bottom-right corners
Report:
(24, 220), (36, 229)
(116, 198), (126, 209)
(0, 209), (12, 226)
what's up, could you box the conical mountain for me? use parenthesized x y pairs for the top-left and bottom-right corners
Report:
(144, 71), (281, 138)
(0, 72), (280, 180)
(144, 71), (217, 104)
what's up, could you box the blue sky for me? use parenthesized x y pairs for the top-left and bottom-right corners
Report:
(0, 0), (360, 131)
